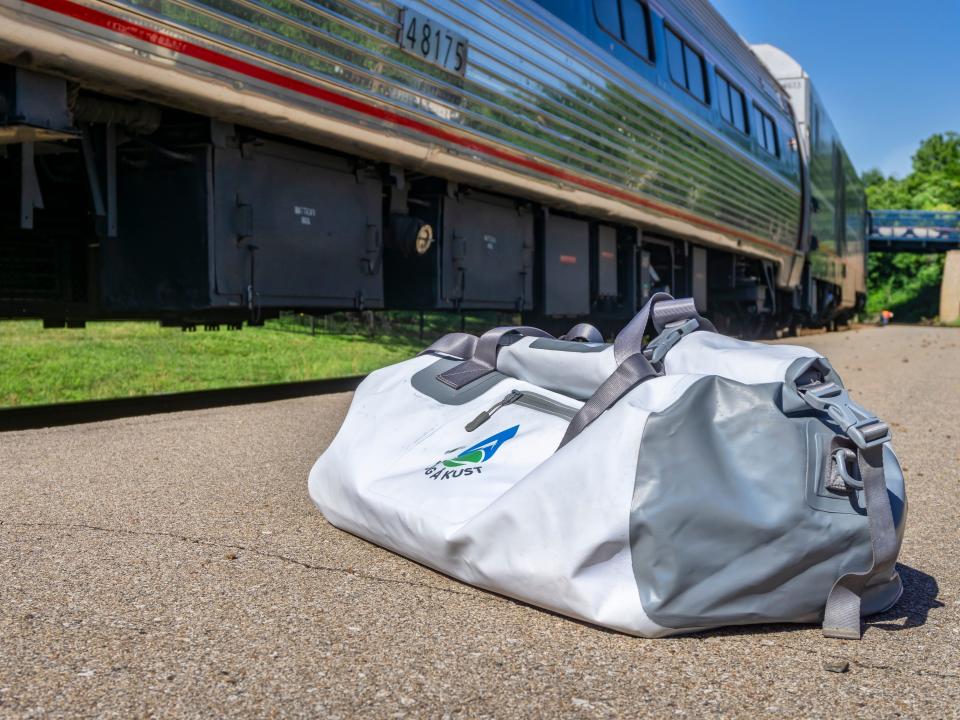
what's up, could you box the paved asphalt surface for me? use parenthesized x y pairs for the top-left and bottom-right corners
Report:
(1, 325), (958, 718)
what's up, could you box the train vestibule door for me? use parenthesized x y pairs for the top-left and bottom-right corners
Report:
(691, 245), (708, 312)
(638, 240), (676, 303)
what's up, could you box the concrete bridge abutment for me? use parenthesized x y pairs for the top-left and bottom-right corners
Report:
(941, 250), (960, 323)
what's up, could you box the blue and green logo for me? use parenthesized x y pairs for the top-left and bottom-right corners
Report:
(424, 424), (519, 480)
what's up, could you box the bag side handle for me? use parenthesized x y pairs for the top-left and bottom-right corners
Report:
(788, 367), (897, 639)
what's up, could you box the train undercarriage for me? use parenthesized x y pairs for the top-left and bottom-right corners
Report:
(1, 69), (845, 338)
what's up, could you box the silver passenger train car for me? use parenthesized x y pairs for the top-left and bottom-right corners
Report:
(0, 0), (865, 330)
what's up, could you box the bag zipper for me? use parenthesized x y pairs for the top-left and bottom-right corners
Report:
(465, 390), (577, 431)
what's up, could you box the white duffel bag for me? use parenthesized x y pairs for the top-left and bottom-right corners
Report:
(308, 294), (906, 639)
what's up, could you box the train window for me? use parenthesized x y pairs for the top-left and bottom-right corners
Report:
(763, 116), (778, 156)
(665, 28), (685, 86)
(593, 0), (654, 61)
(594, 0), (620, 38)
(621, 1), (652, 60)
(731, 90), (746, 133)
(665, 26), (708, 104)
(685, 47), (705, 100)
(813, 107), (821, 150)
(717, 75), (732, 123)
(755, 104), (779, 156)
(716, 72), (748, 134)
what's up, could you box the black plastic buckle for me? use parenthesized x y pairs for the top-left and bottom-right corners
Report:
(798, 380), (892, 449)
(643, 317), (699, 366)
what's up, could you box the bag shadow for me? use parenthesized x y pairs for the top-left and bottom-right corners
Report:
(865, 563), (943, 632)
(680, 563), (940, 640)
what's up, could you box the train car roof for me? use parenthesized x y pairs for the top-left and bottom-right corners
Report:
(750, 44), (806, 81)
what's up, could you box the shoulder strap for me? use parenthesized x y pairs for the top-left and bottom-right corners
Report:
(557, 352), (657, 448)
(558, 295), (712, 447)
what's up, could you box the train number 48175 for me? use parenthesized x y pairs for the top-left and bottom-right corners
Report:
(398, 8), (468, 76)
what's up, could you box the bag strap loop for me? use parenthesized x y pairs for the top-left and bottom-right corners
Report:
(821, 443), (899, 639)
(418, 332), (478, 361)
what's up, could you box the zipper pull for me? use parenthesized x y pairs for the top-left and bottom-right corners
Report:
(465, 390), (522, 432)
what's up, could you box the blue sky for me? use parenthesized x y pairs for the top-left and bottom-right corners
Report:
(711, 0), (960, 178)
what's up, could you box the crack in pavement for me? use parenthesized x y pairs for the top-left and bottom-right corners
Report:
(775, 641), (958, 680)
(849, 657), (958, 680)
(0, 519), (478, 599)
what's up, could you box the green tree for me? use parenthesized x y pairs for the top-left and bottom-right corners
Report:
(864, 173), (911, 210)
(864, 132), (960, 211)
(912, 131), (960, 178)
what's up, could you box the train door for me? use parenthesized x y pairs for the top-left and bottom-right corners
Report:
(213, 140), (384, 309)
(441, 191), (534, 310)
(638, 238), (677, 302)
(833, 144), (847, 258)
(542, 213), (590, 316)
(691, 245), (708, 312)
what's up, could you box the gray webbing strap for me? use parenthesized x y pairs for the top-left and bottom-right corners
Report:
(794, 378), (898, 639)
(822, 444), (899, 639)
(613, 294), (715, 364)
(436, 326), (552, 389)
(613, 292), (674, 364)
(559, 295), (711, 448)
(557, 353), (657, 449)
(418, 332), (478, 361)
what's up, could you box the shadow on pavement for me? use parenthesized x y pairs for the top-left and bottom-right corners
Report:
(678, 563), (940, 640)
(866, 563), (943, 632)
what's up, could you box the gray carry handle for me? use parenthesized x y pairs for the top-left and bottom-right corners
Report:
(436, 325), (552, 389)
(430, 320), (603, 389)
(423, 321), (601, 364)
(613, 293), (715, 364)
